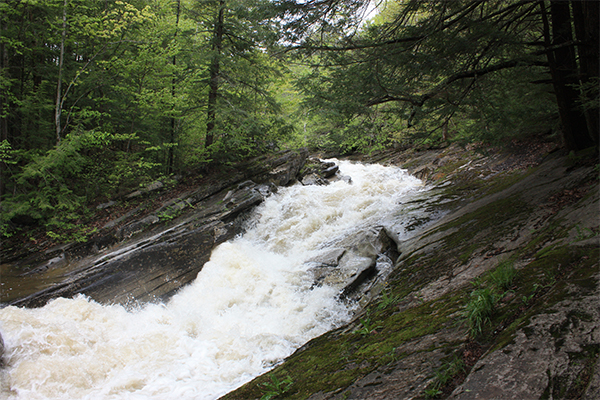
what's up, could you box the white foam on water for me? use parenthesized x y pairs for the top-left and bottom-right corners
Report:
(0, 160), (422, 400)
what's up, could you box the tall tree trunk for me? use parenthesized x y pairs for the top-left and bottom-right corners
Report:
(541, 1), (594, 151)
(167, 0), (181, 174)
(0, 11), (8, 143)
(55, 0), (68, 144)
(571, 0), (599, 146)
(205, 1), (225, 149)
(0, 11), (7, 200)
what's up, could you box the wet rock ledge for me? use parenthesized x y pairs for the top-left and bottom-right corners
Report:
(5, 150), (310, 307)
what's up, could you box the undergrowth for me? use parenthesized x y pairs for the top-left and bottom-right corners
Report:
(463, 260), (517, 337)
(424, 355), (466, 399)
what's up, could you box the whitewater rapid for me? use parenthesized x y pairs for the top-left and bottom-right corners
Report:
(0, 160), (422, 400)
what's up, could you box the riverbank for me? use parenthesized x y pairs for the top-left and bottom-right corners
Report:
(222, 141), (599, 399)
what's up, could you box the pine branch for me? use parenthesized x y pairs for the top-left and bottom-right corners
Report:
(366, 57), (548, 108)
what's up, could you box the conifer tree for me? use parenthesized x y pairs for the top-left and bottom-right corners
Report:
(279, 0), (598, 151)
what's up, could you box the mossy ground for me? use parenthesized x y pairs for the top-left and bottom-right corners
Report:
(222, 147), (599, 400)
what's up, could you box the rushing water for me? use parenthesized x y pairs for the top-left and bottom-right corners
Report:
(0, 160), (423, 400)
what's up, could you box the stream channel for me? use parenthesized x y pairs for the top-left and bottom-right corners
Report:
(0, 160), (430, 399)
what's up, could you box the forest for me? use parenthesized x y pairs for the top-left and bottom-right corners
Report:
(0, 0), (598, 242)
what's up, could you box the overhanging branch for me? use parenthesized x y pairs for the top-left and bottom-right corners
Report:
(366, 58), (548, 108)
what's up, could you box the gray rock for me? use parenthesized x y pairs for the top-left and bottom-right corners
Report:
(340, 175), (352, 184)
(301, 173), (329, 186)
(307, 248), (346, 267)
(307, 227), (398, 301)
(450, 280), (600, 400)
(322, 165), (339, 178)
(145, 180), (164, 192)
(22, 254), (67, 276)
(118, 215), (160, 239)
(0, 330), (4, 364)
(102, 207), (141, 230)
(96, 200), (116, 210)
(126, 190), (143, 199)
(262, 150), (308, 186)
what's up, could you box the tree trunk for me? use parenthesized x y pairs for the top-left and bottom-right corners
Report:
(0, 11), (8, 143)
(571, 0), (599, 146)
(541, 1), (594, 151)
(55, 0), (68, 144)
(167, 0), (181, 174)
(205, 1), (225, 149)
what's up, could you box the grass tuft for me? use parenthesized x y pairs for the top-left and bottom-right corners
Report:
(464, 287), (497, 336)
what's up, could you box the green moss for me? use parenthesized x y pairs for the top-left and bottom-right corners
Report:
(223, 291), (468, 400)
(421, 195), (533, 268)
(485, 245), (598, 353)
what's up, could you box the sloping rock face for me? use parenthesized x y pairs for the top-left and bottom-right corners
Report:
(449, 279), (600, 400)
(222, 144), (599, 400)
(4, 150), (308, 308)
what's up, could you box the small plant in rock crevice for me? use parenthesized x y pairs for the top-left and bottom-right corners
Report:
(259, 373), (293, 400)
(464, 287), (497, 337)
(424, 355), (466, 398)
(355, 315), (382, 336)
(489, 261), (517, 291)
(463, 260), (519, 337)
(377, 287), (400, 310)
(571, 225), (599, 243)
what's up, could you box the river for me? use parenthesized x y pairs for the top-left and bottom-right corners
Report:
(0, 160), (423, 399)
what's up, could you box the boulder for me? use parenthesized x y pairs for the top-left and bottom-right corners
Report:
(307, 227), (399, 301)
(301, 173), (329, 186)
(96, 200), (116, 210)
(322, 165), (339, 178)
(125, 181), (164, 199)
(299, 158), (341, 185)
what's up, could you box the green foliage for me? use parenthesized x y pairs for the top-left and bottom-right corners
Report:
(377, 287), (400, 310)
(0, 129), (164, 239)
(157, 206), (183, 222)
(1, 0), (294, 242)
(291, 0), (563, 153)
(572, 225), (598, 243)
(424, 355), (466, 399)
(355, 311), (382, 336)
(575, 77), (600, 112)
(259, 373), (293, 400)
(522, 284), (540, 305)
(464, 260), (519, 337)
(464, 288), (497, 337)
(46, 221), (98, 243)
(489, 261), (517, 291)
(0, 140), (17, 165)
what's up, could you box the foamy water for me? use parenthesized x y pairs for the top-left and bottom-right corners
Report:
(0, 160), (422, 400)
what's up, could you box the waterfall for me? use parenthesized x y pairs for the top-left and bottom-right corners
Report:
(0, 160), (423, 400)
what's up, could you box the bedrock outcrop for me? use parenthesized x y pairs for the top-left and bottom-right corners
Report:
(222, 144), (599, 400)
(4, 150), (309, 307)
